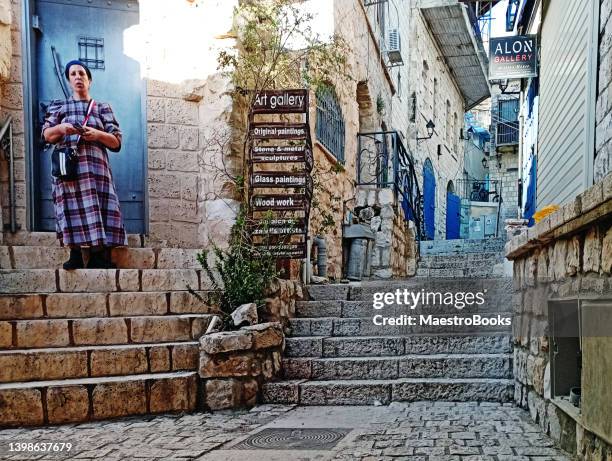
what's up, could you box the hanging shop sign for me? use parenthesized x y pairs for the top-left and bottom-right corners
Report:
(254, 242), (307, 258)
(251, 145), (308, 163)
(250, 123), (309, 140)
(489, 35), (538, 80)
(251, 89), (308, 114)
(251, 218), (307, 236)
(251, 194), (308, 211)
(251, 172), (308, 188)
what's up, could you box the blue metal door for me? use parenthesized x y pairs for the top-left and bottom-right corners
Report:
(446, 192), (460, 239)
(33, 0), (145, 233)
(423, 160), (436, 240)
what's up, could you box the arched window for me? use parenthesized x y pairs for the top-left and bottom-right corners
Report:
(316, 85), (345, 162)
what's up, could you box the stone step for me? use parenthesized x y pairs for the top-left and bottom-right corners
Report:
(0, 314), (212, 349)
(0, 371), (198, 427)
(418, 252), (505, 269)
(0, 342), (199, 383)
(305, 284), (352, 301)
(285, 335), (512, 358)
(0, 246), (204, 270)
(419, 238), (506, 256)
(282, 353), (512, 380)
(262, 377), (514, 405)
(0, 268), (211, 294)
(414, 269), (509, 278)
(0, 291), (216, 320)
(288, 314), (513, 337)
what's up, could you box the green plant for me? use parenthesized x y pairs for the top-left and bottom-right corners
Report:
(197, 207), (281, 330)
(376, 93), (385, 115)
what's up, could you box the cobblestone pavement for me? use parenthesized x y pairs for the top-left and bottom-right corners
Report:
(0, 403), (572, 460)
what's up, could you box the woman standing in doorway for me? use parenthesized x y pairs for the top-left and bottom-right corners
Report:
(42, 60), (126, 269)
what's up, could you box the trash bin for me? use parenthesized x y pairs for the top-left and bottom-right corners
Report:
(343, 224), (375, 281)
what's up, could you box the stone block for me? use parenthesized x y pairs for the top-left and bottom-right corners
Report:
(603, 170), (612, 200)
(172, 344), (199, 370)
(0, 320), (12, 347)
(285, 337), (323, 357)
(242, 322), (284, 350)
(306, 284), (349, 301)
(0, 294), (44, 320)
(583, 227), (602, 273)
(90, 347), (148, 376)
(566, 236), (580, 277)
(117, 269), (140, 291)
(130, 316), (191, 343)
(536, 248), (550, 283)
(169, 291), (214, 314)
(92, 381), (147, 419)
(296, 300), (341, 317)
(11, 246), (67, 269)
(150, 374), (197, 413)
(16, 320), (69, 348)
(191, 316), (210, 338)
(73, 318), (128, 345)
(0, 350), (87, 382)
(146, 97), (165, 122)
(378, 188), (394, 205)
(231, 303), (257, 327)
(310, 318), (333, 336)
(46, 386), (89, 424)
(0, 389), (44, 426)
(46, 293), (107, 318)
(301, 381), (391, 405)
(580, 181), (604, 212)
(141, 269), (199, 291)
(0, 269), (56, 293)
(552, 240), (568, 281)
(603, 225), (612, 273)
(205, 378), (239, 410)
(262, 381), (300, 404)
(199, 352), (261, 378)
(241, 379), (259, 407)
(179, 126), (199, 150)
(147, 123), (179, 149)
(149, 346), (171, 372)
(109, 292), (167, 316)
(59, 269), (117, 293)
(157, 248), (201, 269)
(200, 330), (252, 354)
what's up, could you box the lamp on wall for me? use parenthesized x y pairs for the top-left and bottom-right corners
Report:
(417, 119), (435, 142)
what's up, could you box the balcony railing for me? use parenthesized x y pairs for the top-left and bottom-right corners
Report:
(357, 131), (424, 240)
(456, 179), (502, 203)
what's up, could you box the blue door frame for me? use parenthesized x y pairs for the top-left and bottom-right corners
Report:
(24, 0), (147, 233)
(423, 160), (436, 240)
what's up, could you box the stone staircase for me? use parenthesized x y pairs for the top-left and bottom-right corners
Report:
(262, 282), (514, 405)
(0, 243), (215, 426)
(417, 238), (510, 278)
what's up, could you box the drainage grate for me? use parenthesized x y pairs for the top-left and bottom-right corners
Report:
(233, 428), (349, 450)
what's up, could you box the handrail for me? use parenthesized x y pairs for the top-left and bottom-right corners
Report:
(0, 115), (12, 140)
(0, 116), (16, 233)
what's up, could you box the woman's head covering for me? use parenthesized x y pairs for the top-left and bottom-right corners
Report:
(64, 60), (92, 81)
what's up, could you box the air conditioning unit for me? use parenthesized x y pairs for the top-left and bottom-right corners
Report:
(387, 29), (403, 65)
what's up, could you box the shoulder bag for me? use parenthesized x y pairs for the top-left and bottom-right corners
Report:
(51, 99), (96, 180)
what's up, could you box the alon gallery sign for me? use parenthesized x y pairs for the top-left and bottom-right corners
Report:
(489, 35), (538, 80)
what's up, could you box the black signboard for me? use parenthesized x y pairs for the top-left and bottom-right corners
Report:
(251, 172), (308, 188)
(251, 145), (308, 163)
(489, 35), (538, 80)
(252, 89), (308, 114)
(254, 242), (307, 258)
(250, 123), (309, 140)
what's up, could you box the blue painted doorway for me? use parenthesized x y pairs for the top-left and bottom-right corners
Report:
(446, 188), (461, 240)
(423, 159), (436, 240)
(31, 0), (145, 233)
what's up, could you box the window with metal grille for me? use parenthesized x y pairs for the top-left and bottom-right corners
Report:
(316, 86), (345, 162)
(78, 37), (105, 70)
(497, 98), (519, 145)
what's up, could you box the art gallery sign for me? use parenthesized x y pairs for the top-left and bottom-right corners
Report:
(489, 35), (538, 80)
(247, 89), (313, 259)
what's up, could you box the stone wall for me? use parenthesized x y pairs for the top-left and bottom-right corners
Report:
(406, 4), (466, 240)
(506, 173), (612, 459)
(199, 322), (284, 410)
(263, 278), (304, 326)
(596, 0), (612, 182)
